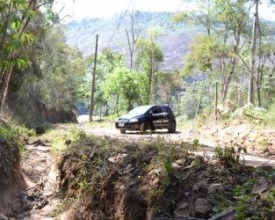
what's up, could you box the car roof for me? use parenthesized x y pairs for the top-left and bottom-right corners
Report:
(137, 104), (168, 108)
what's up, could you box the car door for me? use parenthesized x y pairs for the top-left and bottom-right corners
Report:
(151, 107), (163, 128)
(160, 106), (170, 128)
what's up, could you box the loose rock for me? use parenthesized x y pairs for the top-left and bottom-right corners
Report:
(194, 198), (212, 218)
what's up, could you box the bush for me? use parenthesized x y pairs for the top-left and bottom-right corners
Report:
(262, 103), (275, 128)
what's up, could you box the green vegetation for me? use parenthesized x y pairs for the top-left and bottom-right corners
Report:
(2, 2), (275, 128)
(68, 2), (275, 125)
(214, 146), (247, 167)
(0, 120), (35, 156)
(263, 104), (275, 127)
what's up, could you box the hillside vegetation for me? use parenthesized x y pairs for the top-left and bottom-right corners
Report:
(65, 11), (200, 71)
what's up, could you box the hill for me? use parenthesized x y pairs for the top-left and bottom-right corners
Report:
(64, 11), (201, 71)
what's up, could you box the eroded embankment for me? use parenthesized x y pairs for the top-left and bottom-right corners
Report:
(0, 121), (26, 218)
(57, 134), (275, 220)
(2, 120), (275, 220)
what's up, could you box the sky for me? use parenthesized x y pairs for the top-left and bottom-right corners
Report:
(53, 0), (275, 22)
(53, 0), (183, 21)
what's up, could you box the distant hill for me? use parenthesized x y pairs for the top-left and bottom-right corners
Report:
(64, 11), (201, 72)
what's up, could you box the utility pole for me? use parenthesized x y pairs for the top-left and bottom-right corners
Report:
(89, 34), (98, 122)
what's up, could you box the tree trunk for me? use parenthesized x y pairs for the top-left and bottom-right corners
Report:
(221, 59), (236, 102)
(115, 94), (120, 116)
(125, 11), (141, 70)
(149, 55), (154, 104)
(0, 58), (14, 115)
(248, 0), (259, 105)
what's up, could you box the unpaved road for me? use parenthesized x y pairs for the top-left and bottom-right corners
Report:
(77, 115), (275, 168)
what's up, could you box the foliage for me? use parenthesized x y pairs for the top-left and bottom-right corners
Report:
(182, 35), (217, 75)
(101, 67), (146, 112)
(170, 11), (189, 23)
(69, 127), (87, 141)
(14, 125), (36, 138)
(62, 6), (275, 119)
(0, 0), (59, 113)
(214, 146), (247, 167)
(233, 170), (275, 219)
(262, 103), (275, 128)
(80, 49), (149, 115)
(135, 32), (164, 103)
(177, 80), (213, 119)
(50, 138), (67, 153)
(0, 121), (27, 155)
(152, 71), (182, 105)
(232, 104), (267, 122)
(26, 26), (86, 112)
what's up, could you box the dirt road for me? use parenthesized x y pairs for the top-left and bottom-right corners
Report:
(77, 115), (275, 168)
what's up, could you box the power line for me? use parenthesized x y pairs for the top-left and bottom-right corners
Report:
(106, 0), (135, 48)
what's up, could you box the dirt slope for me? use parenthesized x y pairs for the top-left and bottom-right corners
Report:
(1, 139), (62, 219)
(58, 119), (275, 219)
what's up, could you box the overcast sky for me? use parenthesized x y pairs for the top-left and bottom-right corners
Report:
(53, 0), (275, 22)
(53, 0), (183, 21)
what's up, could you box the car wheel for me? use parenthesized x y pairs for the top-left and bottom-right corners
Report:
(120, 128), (126, 134)
(139, 122), (147, 133)
(168, 123), (176, 133)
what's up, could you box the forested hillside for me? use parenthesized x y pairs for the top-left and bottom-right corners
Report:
(64, 11), (200, 71)
(2, 1), (275, 126)
(63, 4), (275, 123)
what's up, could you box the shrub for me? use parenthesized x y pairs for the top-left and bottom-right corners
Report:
(262, 103), (275, 128)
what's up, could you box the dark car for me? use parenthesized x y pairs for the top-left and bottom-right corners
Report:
(115, 104), (176, 134)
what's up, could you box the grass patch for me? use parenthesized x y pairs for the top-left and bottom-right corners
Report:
(0, 121), (35, 156)
(88, 119), (114, 129)
(262, 103), (275, 128)
(51, 139), (67, 153)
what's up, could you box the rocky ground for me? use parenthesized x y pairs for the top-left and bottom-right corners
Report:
(10, 139), (61, 220)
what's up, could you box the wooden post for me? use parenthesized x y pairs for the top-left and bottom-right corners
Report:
(89, 34), (99, 122)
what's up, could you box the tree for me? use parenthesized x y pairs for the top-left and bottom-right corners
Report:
(172, 0), (217, 35)
(153, 71), (182, 105)
(0, 0), (57, 115)
(124, 10), (141, 69)
(177, 0), (272, 107)
(35, 26), (85, 111)
(135, 26), (164, 103)
(80, 49), (125, 116)
(248, 0), (260, 105)
(101, 67), (146, 114)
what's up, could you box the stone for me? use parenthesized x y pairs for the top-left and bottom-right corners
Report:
(252, 176), (269, 194)
(208, 183), (225, 194)
(0, 213), (8, 220)
(208, 207), (236, 220)
(173, 202), (190, 218)
(194, 198), (212, 218)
